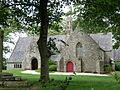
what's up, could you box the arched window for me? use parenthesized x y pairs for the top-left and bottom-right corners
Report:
(76, 42), (83, 58)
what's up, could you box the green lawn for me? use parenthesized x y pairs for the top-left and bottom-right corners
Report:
(1, 70), (120, 90)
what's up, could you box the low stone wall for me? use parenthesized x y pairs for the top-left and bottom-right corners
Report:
(0, 72), (29, 88)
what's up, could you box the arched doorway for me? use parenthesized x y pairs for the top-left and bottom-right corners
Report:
(31, 58), (38, 70)
(66, 61), (74, 72)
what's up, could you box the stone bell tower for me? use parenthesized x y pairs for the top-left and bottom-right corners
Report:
(66, 16), (73, 35)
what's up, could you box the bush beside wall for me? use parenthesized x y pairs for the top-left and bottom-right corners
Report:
(115, 62), (120, 71)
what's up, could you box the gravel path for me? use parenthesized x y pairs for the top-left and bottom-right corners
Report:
(21, 70), (108, 76)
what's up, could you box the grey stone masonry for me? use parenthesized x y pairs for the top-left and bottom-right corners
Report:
(58, 31), (112, 73)
(0, 72), (29, 88)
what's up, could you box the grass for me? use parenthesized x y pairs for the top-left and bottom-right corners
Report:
(1, 70), (120, 90)
(35, 69), (55, 73)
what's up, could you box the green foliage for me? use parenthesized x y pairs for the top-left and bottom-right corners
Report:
(0, 3), (10, 27)
(114, 72), (120, 84)
(49, 65), (57, 71)
(104, 64), (112, 73)
(115, 62), (120, 71)
(73, 0), (120, 48)
(48, 28), (65, 36)
(0, 0), (66, 35)
(51, 77), (72, 90)
(49, 60), (56, 66)
(36, 60), (57, 72)
(49, 60), (57, 71)
(47, 38), (60, 57)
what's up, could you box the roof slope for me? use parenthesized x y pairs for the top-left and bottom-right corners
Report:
(113, 48), (120, 61)
(90, 32), (112, 51)
(8, 37), (34, 62)
(8, 35), (66, 62)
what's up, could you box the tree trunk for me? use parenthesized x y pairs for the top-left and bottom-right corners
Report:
(0, 30), (3, 73)
(37, 0), (49, 82)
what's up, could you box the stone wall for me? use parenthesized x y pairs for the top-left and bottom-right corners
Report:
(23, 37), (41, 69)
(7, 62), (22, 70)
(59, 31), (105, 73)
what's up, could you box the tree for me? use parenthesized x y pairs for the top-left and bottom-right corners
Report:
(0, 31), (3, 72)
(0, 2), (25, 72)
(0, 0), (75, 82)
(0, 2), (11, 73)
(73, 0), (120, 48)
(37, 0), (49, 81)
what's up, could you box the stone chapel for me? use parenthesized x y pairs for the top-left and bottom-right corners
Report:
(7, 17), (113, 73)
(7, 31), (113, 73)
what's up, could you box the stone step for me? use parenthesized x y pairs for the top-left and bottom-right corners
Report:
(0, 76), (15, 81)
(14, 76), (22, 81)
(14, 76), (27, 81)
(0, 81), (29, 87)
(0, 72), (13, 76)
(0, 72), (29, 88)
(0, 76), (27, 81)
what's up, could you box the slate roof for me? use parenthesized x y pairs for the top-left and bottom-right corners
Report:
(8, 32), (112, 63)
(8, 37), (34, 62)
(50, 55), (61, 61)
(113, 48), (120, 61)
(90, 32), (112, 51)
(8, 35), (66, 63)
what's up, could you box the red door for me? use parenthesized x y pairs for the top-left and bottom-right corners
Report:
(66, 61), (74, 72)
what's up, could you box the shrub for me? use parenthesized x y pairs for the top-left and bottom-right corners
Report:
(114, 73), (120, 84)
(49, 60), (56, 65)
(35, 60), (57, 72)
(49, 65), (57, 71)
(115, 62), (120, 71)
(104, 64), (112, 73)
